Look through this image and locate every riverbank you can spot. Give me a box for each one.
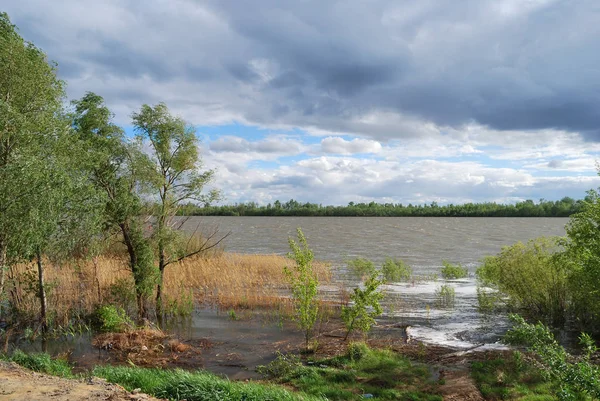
[0,360,162,401]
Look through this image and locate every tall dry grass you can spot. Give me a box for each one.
[5,252,332,327]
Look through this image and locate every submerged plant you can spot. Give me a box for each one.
[440,260,468,279]
[381,258,412,282]
[435,284,455,308]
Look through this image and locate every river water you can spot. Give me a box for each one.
[183,216,569,348]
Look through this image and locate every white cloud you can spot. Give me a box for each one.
[321,137,382,154]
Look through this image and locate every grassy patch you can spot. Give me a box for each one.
[258,342,442,400]
[4,350,73,378]
[471,353,559,400]
[94,365,324,401]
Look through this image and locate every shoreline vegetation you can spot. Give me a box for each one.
[178,197,583,217]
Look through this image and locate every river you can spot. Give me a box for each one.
[183,216,569,348]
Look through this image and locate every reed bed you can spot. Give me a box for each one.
[5,252,332,327]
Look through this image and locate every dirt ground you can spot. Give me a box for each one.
[0,361,162,401]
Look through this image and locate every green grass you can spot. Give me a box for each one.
[471,353,559,400]
[94,365,324,401]
[3,350,73,378]
[258,343,442,401]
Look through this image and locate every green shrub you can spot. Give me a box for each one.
[476,237,568,325]
[341,271,384,340]
[94,305,133,333]
[503,314,600,400]
[8,350,73,377]
[285,228,319,349]
[381,258,412,282]
[440,260,468,279]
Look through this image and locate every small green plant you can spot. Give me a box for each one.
[341,271,384,340]
[228,309,238,320]
[257,352,305,379]
[94,305,133,333]
[440,260,468,279]
[381,258,412,282]
[435,284,455,308]
[284,228,319,349]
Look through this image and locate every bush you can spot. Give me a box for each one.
[503,314,600,400]
[476,237,568,325]
[564,189,600,330]
[381,258,412,282]
[346,258,376,276]
[93,305,133,333]
[440,260,468,279]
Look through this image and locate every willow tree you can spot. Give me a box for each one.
[0,13,65,307]
[132,103,220,316]
[72,93,157,319]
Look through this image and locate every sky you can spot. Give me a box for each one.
[6,0,600,205]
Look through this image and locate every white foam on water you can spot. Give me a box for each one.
[406,325,510,350]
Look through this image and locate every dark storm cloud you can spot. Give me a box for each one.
[5,0,600,138]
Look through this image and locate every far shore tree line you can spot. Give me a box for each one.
[0,13,221,328]
[178,197,583,217]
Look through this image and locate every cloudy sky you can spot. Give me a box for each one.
[6,0,600,205]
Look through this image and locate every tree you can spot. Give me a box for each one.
[284,228,319,349]
[341,268,384,341]
[132,103,220,317]
[72,92,157,319]
[564,188,600,330]
[0,12,65,312]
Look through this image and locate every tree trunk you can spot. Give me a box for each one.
[36,250,48,335]
[0,237,7,315]
[155,250,165,318]
[120,222,146,320]
[155,214,166,318]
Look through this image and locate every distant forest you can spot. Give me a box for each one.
[178,197,585,217]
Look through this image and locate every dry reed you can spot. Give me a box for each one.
[6,252,332,326]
